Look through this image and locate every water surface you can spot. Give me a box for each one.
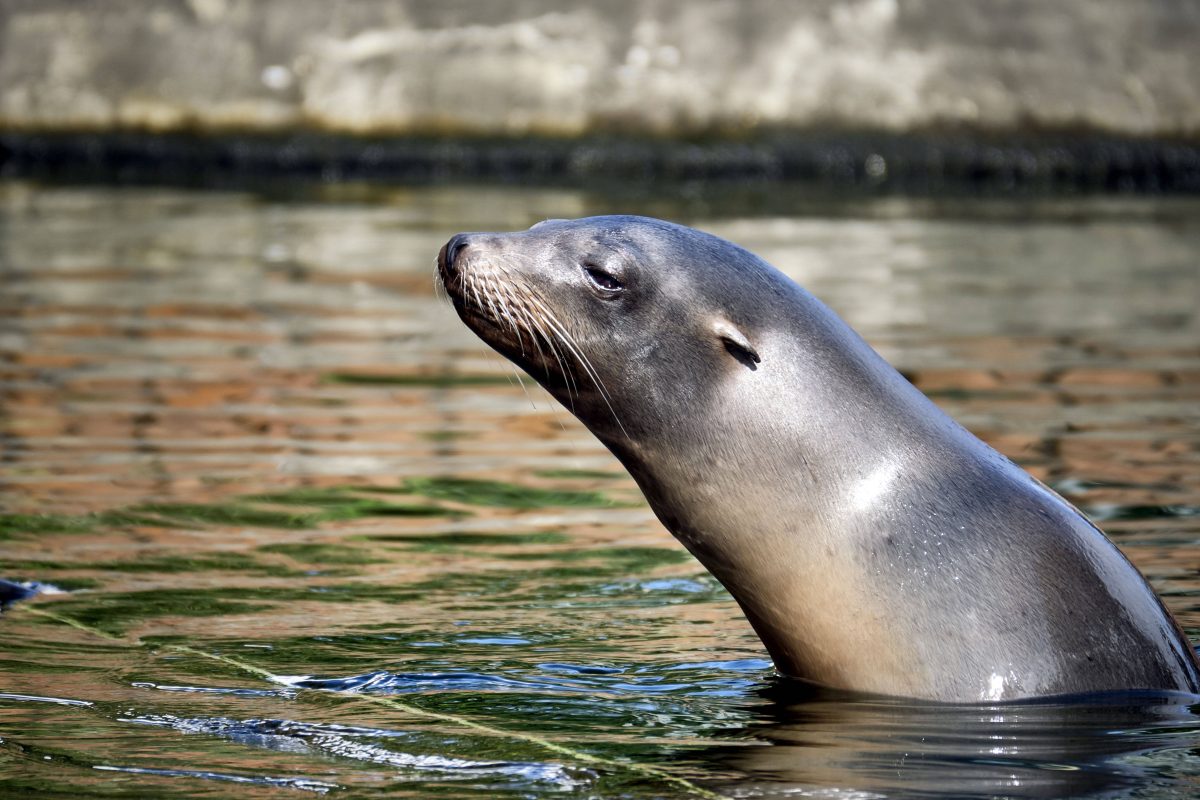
[1,182,1199,798]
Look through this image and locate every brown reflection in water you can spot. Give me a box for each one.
[0,185,616,517]
[1,184,1200,800]
[1,183,1198,632]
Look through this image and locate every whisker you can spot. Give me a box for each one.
[496,278,535,359]
[450,252,623,440]
[528,297,629,439]
[491,259,580,404]
[467,270,487,318]
[488,260,537,360]
[522,301,579,410]
[478,276,505,332]
[433,259,450,303]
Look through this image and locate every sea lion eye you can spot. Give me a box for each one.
[583,263,624,294]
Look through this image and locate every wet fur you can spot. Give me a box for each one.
[437,215,1200,702]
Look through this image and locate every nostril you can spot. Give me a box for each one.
[442,234,469,274]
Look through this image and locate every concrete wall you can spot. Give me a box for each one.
[1,0,1198,139]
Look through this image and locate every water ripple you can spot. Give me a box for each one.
[0,692,93,707]
[284,659,771,698]
[93,764,337,793]
[132,681,298,699]
[285,669,590,694]
[121,714,590,789]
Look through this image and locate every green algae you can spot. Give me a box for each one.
[0,488,465,542]
[368,530,571,548]
[0,514,101,536]
[1,478,623,543]
[0,558,78,572]
[257,542,387,565]
[498,547,691,571]
[534,469,624,480]
[42,582,433,635]
[0,510,190,538]
[128,503,327,529]
[245,487,457,520]
[398,477,619,510]
[100,554,302,577]
[0,554,296,579]
[422,429,472,442]
[242,487,372,507]
[0,512,168,537]
[45,590,274,636]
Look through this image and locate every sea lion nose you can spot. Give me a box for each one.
[440,233,469,277]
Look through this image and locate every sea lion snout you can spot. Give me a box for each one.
[437,233,470,280]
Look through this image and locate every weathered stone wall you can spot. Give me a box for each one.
[1,0,1198,138]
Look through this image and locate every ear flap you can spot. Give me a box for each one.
[713,320,761,370]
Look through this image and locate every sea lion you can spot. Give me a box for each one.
[435,215,1200,702]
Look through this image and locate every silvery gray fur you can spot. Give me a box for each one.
[436,215,1200,702]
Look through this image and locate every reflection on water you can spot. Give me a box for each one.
[0,181,1199,798]
[718,684,1200,799]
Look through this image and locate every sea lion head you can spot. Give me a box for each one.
[436,215,779,454]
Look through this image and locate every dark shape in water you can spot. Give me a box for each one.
[0,578,38,607]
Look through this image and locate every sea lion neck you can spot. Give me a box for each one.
[439,215,1200,702]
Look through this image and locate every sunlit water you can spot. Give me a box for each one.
[1,181,1199,799]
